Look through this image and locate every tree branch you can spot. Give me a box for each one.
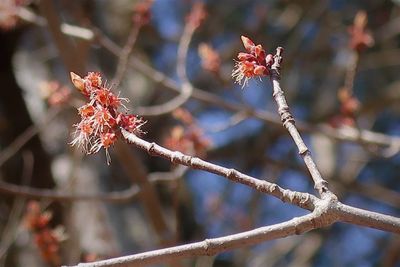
[121,129,317,211]
[112,25,141,87]
[0,180,139,203]
[133,13,196,116]
[65,212,321,267]
[269,47,335,199]
[334,202,400,234]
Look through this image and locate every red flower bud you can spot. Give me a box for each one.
[253,65,266,75]
[241,36,255,51]
[70,72,85,93]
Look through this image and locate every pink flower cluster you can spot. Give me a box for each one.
[70,72,145,163]
[232,36,274,87]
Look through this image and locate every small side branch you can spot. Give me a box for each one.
[121,129,317,211]
[112,25,141,86]
[134,10,197,116]
[269,47,334,199]
[0,180,139,203]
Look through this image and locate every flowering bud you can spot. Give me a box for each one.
[237,52,256,61]
[241,36,255,51]
[265,54,274,66]
[253,65,266,75]
[70,72,85,93]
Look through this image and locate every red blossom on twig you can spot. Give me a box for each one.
[348,10,374,53]
[198,43,221,73]
[70,72,146,164]
[132,0,153,26]
[39,81,71,106]
[186,2,207,29]
[232,36,273,87]
[164,108,210,157]
[329,87,360,128]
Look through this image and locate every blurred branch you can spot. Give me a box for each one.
[0,180,140,203]
[18,7,94,40]
[0,107,61,167]
[0,168,186,203]
[38,0,85,74]
[114,142,175,247]
[263,154,400,209]
[133,8,198,116]
[112,25,141,86]
[0,151,33,263]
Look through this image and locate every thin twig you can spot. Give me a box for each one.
[134,18,196,116]
[0,169,187,203]
[121,129,317,211]
[0,180,140,203]
[0,151,33,262]
[113,141,175,247]
[0,107,61,167]
[38,0,85,74]
[269,47,335,199]
[112,25,141,86]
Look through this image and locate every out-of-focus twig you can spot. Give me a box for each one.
[112,26,141,86]
[0,151,33,263]
[0,107,61,167]
[0,168,187,203]
[38,0,85,74]
[114,142,175,246]
[134,4,205,116]
[0,180,140,203]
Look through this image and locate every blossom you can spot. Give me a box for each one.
[39,80,71,106]
[186,2,207,29]
[70,72,146,164]
[24,201,66,266]
[132,0,153,25]
[348,11,374,53]
[232,36,273,87]
[164,108,210,157]
[198,43,221,73]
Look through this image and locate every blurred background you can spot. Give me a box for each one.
[0,0,400,266]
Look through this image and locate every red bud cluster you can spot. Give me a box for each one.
[186,2,207,29]
[232,36,273,87]
[348,11,374,53]
[39,81,71,106]
[70,72,146,164]
[132,0,153,26]
[330,87,360,128]
[198,43,221,73]
[164,108,210,157]
[24,201,66,267]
